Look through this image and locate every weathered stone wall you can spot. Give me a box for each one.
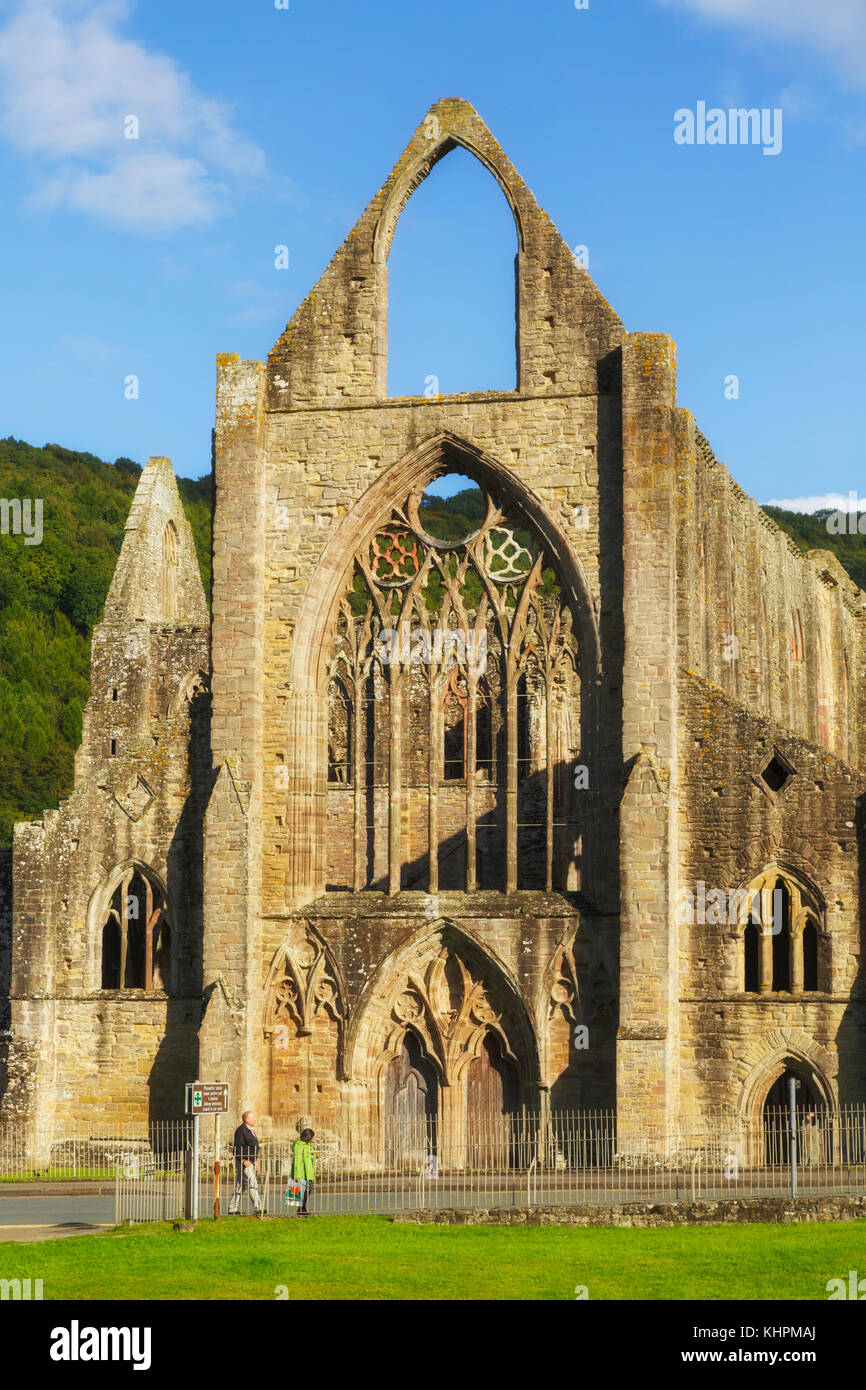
[0,847,11,1106]
[52,997,200,1127]
[4,459,210,1133]
[395,1195,866,1226]
[677,671,866,1115]
[676,415,866,765]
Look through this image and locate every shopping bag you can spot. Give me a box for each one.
[285,1181,301,1211]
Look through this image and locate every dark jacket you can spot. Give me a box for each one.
[232,1123,259,1163]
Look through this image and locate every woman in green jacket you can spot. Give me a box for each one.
[292,1128,317,1216]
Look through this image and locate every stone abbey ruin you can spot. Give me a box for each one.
[1,99,864,1150]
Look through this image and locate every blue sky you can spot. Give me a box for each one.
[0,0,864,509]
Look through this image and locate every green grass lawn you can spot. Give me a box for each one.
[1,1170,116,1183]
[2,1216,864,1300]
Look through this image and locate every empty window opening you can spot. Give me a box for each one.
[100,869,171,991]
[387,146,518,398]
[761,751,793,794]
[744,922,760,993]
[771,883,791,991]
[326,470,581,894]
[803,921,819,991]
[443,677,466,782]
[418,473,485,542]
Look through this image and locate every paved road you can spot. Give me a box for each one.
[0,1195,116,1228]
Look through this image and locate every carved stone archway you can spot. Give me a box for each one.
[345,920,539,1156]
[736,1029,838,1165]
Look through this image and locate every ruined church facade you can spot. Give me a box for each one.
[2,100,865,1146]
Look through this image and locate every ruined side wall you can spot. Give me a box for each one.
[676,415,865,766]
[6,459,209,1132]
[677,671,866,1115]
[0,848,11,1109]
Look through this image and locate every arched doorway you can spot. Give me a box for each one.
[466,1033,519,1167]
[762,1068,825,1166]
[383,1032,438,1165]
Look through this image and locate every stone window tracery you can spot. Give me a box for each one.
[325,475,582,894]
[738,867,823,995]
[100,868,171,991]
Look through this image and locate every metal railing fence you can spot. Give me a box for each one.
[3,1106,866,1223]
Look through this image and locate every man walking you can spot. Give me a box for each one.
[229,1110,262,1214]
[292,1127,317,1216]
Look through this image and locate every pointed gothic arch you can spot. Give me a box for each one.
[732,863,826,995]
[286,433,600,902]
[738,1040,838,1125]
[343,919,540,1096]
[371,133,526,268]
[297,432,601,689]
[263,923,347,1124]
[86,860,173,994]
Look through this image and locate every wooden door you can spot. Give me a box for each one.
[466,1034,518,1167]
[383,1034,437,1166]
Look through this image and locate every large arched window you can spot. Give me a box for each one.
[100,868,171,992]
[386,145,518,397]
[325,469,582,895]
[738,866,824,995]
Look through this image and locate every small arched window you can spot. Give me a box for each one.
[100,868,171,992]
[744,922,760,994]
[327,676,353,784]
[162,521,179,620]
[802,921,819,991]
[771,881,791,991]
[739,867,823,997]
[442,673,467,782]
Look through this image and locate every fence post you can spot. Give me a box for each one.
[788,1076,798,1199]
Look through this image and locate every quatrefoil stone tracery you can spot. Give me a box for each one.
[369,528,421,586]
[482,527,535,582]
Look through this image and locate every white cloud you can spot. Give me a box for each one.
[59,332,118,363]
[0,0,266,231]
[764,494,865,512]
[659,0,866,88]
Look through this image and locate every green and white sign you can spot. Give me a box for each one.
[186,1082,229,1114]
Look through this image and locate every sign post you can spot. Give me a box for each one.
[185,1082,229,1222]
[214,1113,221,1221]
